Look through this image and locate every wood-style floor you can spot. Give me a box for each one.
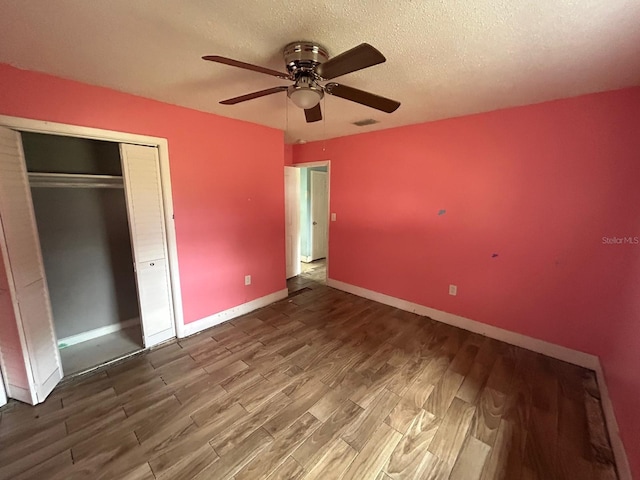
[0,280,618,480]
[289,259,327,293]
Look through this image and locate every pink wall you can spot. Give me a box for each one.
[294,88,640,478]
[284,144,293,166]
[0,63,286,325]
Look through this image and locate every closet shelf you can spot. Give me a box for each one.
[28,172,124,189]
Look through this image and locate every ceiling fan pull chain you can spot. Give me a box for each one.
[323,95,327,152]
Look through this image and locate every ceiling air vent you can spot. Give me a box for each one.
[352,118,379,127]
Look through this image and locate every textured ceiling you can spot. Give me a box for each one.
[1,1,639,143]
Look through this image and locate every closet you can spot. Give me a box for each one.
[0,125,176,404]
[25,132,143,376]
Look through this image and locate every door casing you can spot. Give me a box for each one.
[285,160,331,281]
[284,166,301,279]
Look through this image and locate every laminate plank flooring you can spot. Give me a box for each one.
[288,259,326,294]
[0,279,618,480]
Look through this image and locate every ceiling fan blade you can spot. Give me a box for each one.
[316,43,386,80]
[304,104,322,123]
[325,83,400,113]
[203,55,290,80]
[220,86,288,105]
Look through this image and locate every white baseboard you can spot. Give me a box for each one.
[301,256,313,263]
[327,279,597,368]
[327,278,630,479]
[181,288,289,338]
[594,362,632,480]
[57,318,140,349]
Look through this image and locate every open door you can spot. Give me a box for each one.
[310,170,328,261]
[0,126,63,404]
[120,144,176,348]
[284,166,301,278]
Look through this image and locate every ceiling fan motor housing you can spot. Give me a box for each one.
[283,42,329,78]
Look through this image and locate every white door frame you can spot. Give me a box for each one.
[284,166,301,279]
[290,160,330,280]
[0,115,185,338]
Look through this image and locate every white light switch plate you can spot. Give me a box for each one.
[331,213,336,221]
[449,284,457,296]
[245,275,251,286]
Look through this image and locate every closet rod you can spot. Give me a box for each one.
[28,172,124,189]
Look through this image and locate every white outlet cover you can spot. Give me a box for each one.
[245,275,251,286]
[449,284,457,296]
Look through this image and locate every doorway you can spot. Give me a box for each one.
[284,162,330,294]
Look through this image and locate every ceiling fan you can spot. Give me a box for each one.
[203,42,401,123]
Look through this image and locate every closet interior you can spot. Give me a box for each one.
[23,132,143,376]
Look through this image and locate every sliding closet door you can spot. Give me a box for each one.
[0,126,62,403]
[120,144,175,348]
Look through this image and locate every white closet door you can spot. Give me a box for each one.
[0,369,7,407]
[0,278,33,404]
[120,143,175,347]
[0,126,62,404]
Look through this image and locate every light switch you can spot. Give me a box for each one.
[331,213,337,221]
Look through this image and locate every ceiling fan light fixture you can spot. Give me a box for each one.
[288,87,322,109]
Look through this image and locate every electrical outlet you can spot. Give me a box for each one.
[245,275,251,286]
[449,284,457,296]
[331,213,337,221]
